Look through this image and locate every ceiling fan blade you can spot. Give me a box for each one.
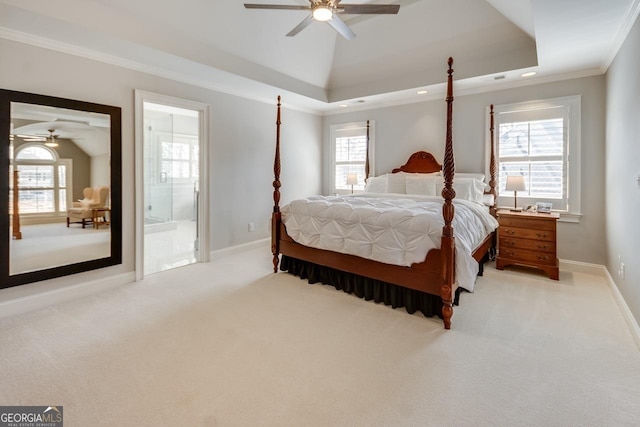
[286,15,314,37]
[327,14,356,40]
[339,4,400,14]
[244,4,310,11]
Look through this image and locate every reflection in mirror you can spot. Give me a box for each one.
[1,89,122,288]
[9,103,111,275]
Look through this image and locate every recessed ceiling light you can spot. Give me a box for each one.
[521,71,537,77]
[339,104,348,108]
[417,90,428,94]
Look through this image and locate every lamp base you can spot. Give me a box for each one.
[510,208,523,212]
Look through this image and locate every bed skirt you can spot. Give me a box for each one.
[280,255,462,318]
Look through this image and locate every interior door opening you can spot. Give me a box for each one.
[136,95,209,278]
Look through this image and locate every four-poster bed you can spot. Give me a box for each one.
[270,58,498,329]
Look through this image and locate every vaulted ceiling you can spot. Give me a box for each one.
[0,0,638,113]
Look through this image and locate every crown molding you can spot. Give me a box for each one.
[0,26,324,115]
[603,0,640,71]
[321,67,603,116]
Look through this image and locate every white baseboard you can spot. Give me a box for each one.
[603,268,640,351]
[0,272,135,320]
[560,259,639,350]
[210,238,270,260]
[559,259,607,275]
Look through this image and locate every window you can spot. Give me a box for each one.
[329,121,375,194]
[10,144,71,216]
[490,96,581,220]
[158,134,199,182]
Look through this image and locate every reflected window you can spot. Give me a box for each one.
[160,135,199,181]
[11,144,71,215]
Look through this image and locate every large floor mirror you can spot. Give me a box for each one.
[0,90,122,287]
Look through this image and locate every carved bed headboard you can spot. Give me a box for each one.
[391,151,442,174]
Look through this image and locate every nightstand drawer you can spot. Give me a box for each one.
[496,209,560,280]
[499,226,555,242]
[499,237,555,253]
[499,217,556,231]
[498,247,557,266]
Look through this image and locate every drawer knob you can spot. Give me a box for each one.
[536,233,547,238]
[537,255,549,261]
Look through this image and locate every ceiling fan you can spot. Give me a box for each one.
[44,129,60,148]
[244,0,400,40]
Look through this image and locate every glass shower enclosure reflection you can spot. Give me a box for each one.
[143,102,199,275]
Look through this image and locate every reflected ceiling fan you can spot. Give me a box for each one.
[25,128,61,147]
[244,0,400,40]
[44,129,60,148]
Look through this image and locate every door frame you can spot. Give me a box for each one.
[134,90,210,280]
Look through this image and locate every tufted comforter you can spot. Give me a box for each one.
[281,193,498,291]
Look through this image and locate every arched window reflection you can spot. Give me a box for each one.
[11,143,71,215]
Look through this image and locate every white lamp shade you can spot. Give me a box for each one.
[505,175,526,192]
[346,173,358,186]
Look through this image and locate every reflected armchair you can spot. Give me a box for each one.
[67,186,109,229]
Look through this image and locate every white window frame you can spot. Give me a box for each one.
[154,131,199,185]
[12,143,73,219]
[487,96,581,222]
[329,121,375,195]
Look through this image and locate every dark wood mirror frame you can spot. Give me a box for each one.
[0,89,122,288]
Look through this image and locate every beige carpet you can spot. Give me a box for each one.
[1,248,639,426]
[9,222,110,274]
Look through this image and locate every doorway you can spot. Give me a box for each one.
[135,92,209,279]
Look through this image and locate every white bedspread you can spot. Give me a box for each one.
[281,193,499,291]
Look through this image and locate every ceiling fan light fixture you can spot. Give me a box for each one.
[313,6,332,21]
[44,129,59,147]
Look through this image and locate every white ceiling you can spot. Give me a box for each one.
[0,0,639,113]
[11,103,111,157]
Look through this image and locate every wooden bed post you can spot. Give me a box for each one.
[488,104,497,217]
[365,120,370,181]
[12,169,22,240]
[272,96,282,272]
[441,57,456,329]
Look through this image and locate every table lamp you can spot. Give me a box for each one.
[505,175,526,211]
[346,173,358,194]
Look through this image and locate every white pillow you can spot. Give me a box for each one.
[364,175,387,193]
[386,173,407,194]
[456,172,485,181]
[405,175,438,196]
[436,177,485,204]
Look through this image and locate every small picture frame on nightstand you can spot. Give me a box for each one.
[535,202,552,213]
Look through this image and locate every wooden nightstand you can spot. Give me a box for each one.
[496,209,559,280]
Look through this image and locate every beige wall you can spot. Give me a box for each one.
[323,75,607,264]
[606,15,640,325]
[0,38,321,300]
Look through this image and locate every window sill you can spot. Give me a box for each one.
[558,212,582,223]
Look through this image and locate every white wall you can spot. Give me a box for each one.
[606,15,640,324]
[0,38,321,299]
[323,75,607,264]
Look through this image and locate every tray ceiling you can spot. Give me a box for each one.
[0,0,637,112]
